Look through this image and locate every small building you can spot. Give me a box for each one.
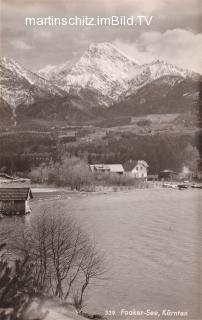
[123,160,149,179]
[147,174,158,181]
[0,173,15,183]
[90,164,108,173]
[59,134,76,143]
[0,173,30,185]
[158,170,178,181]
[20,153,52,166]
[90,164,124,175]
[0,187,33,215]
[106,164,124,174]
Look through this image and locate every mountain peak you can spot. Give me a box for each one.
[0,56,65,112]
[49,42,141,103]
[147,59,196,79]
[88,42,113,51]
[36,42,199,107]
[0,56,15,64]
[0,56,23,72]
[151,59,165,65]
[0,56,36,86]
[88,42,122,54]
[84,42,139,65]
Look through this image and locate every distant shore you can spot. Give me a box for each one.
[31,182,164,194]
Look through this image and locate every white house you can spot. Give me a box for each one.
[123,160,149,178]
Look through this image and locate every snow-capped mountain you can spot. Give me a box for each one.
[39,42,141,105]
[0,57,65,114]
[144,59,194,79]
[0,42,200,126]
[124,59,197,97]
[39,42,198,105]
[39,60,74,82]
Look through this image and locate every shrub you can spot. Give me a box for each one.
[0,243,40,320]
[29,157,94,190]
[136,119,152,126]
[13,212,105,308]
[94,172,146,187]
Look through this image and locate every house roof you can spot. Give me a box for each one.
[159,170,177,173]
[123,160,138,172]
[0,187,33,201]
[123,160,149,172]
[89,164,109,172]
[105,164,124,173]
[90,164,124,173]
[0,173,15,180]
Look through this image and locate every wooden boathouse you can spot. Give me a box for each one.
[0,187,33,215]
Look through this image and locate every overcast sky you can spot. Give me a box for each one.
[1,0,202,73]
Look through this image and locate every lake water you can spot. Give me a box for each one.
[1,188,201,319]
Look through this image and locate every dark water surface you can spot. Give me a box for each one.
[1,189,201,319]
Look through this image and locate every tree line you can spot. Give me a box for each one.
[0,131,200,176]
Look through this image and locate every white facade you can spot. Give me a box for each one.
[124,160,148,178]
[131,162,148,178]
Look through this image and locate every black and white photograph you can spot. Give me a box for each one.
[0,0,201,319]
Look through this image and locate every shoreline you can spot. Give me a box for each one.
[30,183,202,201]
[31,183,164,196]
[31,180,202,195]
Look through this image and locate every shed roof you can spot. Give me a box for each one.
[89,164,124,173]
[0,187,33,201]
[106,164,124,173]
[0,173,15,180]
[159,170,177,174]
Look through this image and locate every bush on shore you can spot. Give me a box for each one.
[29,157,94,191]
[29,156,148,190]
[94,172,147,188]
[0,242,43,320]
[10,212,106,311]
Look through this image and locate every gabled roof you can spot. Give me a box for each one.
[123,160,138,172]
[0,187,33,201]
[123,160,149,172]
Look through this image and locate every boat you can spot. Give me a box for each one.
[191,184,202,189]
[178,184,188,190]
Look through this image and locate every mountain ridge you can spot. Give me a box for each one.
[0,56,66,112]
[38,42,199,106]
[0,42,201,125]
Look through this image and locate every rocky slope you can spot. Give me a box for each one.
[108,76,200,116]
[0,97,13,125]
[0,57,65,114]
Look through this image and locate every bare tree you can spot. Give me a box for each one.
[47,213,87,298]
[12,211,106,308]
[73,244,106,311]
